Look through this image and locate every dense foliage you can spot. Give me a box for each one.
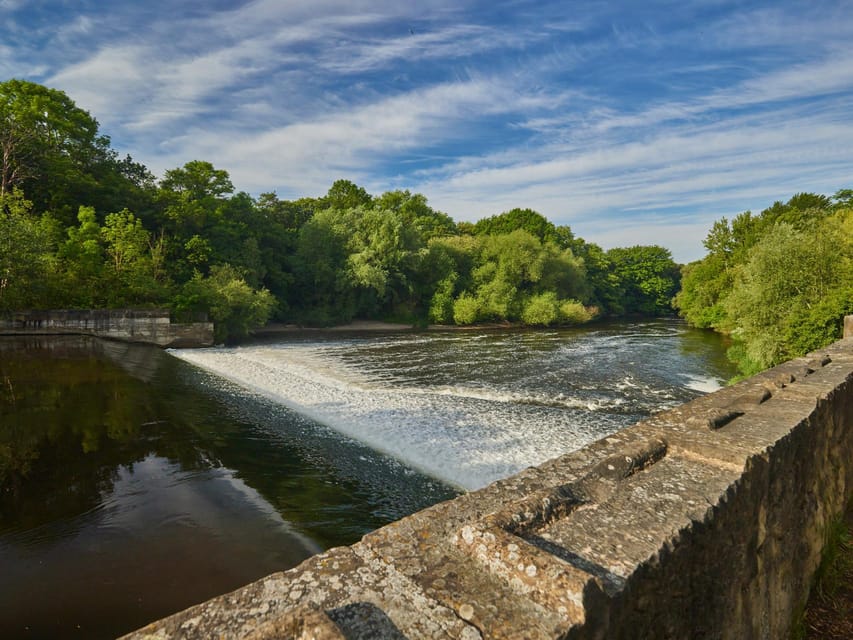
[0,80,682,339]
[675,192,853,376]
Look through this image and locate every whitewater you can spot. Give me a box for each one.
[169,323,731,491]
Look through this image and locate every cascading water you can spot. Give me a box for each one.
[170,320,735,491]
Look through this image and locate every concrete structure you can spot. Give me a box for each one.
[125,333,853,639]
[0,309,213,348]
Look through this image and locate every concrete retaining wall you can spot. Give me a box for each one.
[0,309,213,348]
[125,335,853,639]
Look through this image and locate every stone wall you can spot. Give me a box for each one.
[0,309,213,348]
[125,335,853,640]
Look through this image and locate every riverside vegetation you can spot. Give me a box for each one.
[1,79,850,373]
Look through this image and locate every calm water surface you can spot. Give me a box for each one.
[0,320,736,638]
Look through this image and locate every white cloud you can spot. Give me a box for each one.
[314,23,534,74]
[48,45,151,123]
[151,78,506,194]
[15,1,853,263]
[410,102,853,261]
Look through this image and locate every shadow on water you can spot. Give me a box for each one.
[0,335,457,639]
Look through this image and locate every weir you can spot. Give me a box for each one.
[0,309,213,348]
[126,331,853,639]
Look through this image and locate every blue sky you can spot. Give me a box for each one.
[2,0,852,262]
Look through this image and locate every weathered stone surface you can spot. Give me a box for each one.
[122,336,853,640]
[0,309,213,347]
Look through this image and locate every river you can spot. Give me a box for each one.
[0,320,736,638]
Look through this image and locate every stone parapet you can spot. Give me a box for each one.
[0,309,213,348]
[124,337,853,639]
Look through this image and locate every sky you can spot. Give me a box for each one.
[2,0,852,262]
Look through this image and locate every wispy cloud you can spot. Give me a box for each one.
[5,1,853,262]
[155,78,518,194]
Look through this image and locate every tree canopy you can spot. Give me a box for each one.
[4,79,847,354]
[675,191,852,375]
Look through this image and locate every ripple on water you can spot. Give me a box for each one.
[169,325,729,491]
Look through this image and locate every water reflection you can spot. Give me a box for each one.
[0,336,456,639]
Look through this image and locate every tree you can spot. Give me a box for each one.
[344,207,422,311]
[606,246,680,315]
[473,208,560,244]
[0,79,139,223]
[566,238,621,313]
[448,230,591,325]
[291,208,354,324]
[174,265,274,342]
[0,190,54,310]
[374,189,456,240]
[674,255,731,329]
[323,179,372,210]
[156,160,237,283]
[101,209,169,305]
[421,236,479,324]
[102,210,148,274]
[58,206,106,306]
[160,160,234,201]
[1,80,101,195]
[724,213,852,372]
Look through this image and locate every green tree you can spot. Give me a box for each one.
[102,210,148,274]
[374,190,456,240]
[566,238,621,313]
[450,230,590,324]
[675,254,731,329]
[323,179,372,210]
[160,160,234,202]
[156,160,237,283]
[0,79,145,223]
[421,236,479,324]
[724,212,852,373]
[101,209,169,305]
[473,208,560,245]
[521,291,561,326]
[174,265,274,342]
[0,190,55,310]
[292,208,354,324]
[606,245,680,315]
[58,206,106,306]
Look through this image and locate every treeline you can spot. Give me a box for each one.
[674,191,853,376]
[0,80,681,340]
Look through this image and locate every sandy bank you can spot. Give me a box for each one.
[252,320,523,336]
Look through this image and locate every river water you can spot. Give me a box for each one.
[0,320,736,638]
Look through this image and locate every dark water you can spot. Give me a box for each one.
[0,336,455,639]
[0,321,737,638]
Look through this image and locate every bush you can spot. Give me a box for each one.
[173,265,275,342]
[521,292,560,326]
[560,299,595,324]
[452,292,479,324]
[428,274,457,324]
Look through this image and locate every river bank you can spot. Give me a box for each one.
[251,318,606,335]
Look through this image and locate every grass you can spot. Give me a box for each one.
[793,500,853,639]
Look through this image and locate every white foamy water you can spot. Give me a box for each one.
[171,344,608,490]
[681,373,724,393]
[170,323,735,492]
